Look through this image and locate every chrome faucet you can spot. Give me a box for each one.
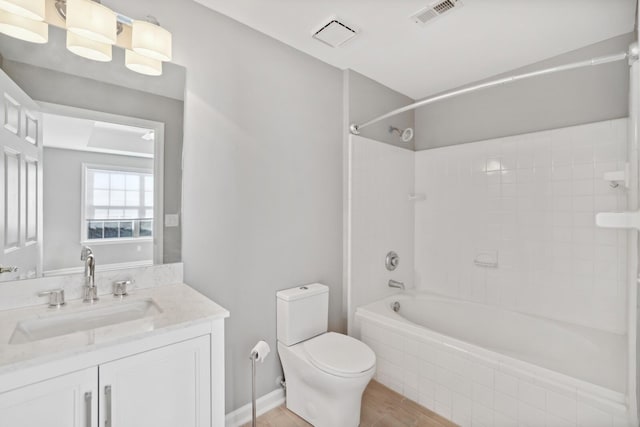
[81,246,98,303]
[388,279,405,290]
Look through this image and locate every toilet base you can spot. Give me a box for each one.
[278,341,374,427]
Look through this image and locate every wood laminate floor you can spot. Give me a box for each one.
[241,380,457,427]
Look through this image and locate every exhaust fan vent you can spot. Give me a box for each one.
[433,0,456,14]
[313,18,357,48]
[411,0,463,26]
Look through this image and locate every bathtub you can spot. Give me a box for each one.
[355,292,631,427]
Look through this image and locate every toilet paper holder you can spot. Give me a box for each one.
[249,341,271,427]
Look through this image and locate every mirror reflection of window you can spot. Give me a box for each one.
[84,168,154,242]
[41,111,159,274]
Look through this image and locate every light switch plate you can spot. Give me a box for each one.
[165,214,180,227]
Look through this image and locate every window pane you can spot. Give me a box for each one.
[140,220,153,237]
[125,190,139,206]
[124,209,138,219]
[93,209,108,219]
[126,174,139,190]
[88,221,103,239]
[85,168,153,241]
[93,190,109,206]
[108,209,124,219]
[93,172,109,189]
[110,174,125,190]
[104,222,119,238]
[119,221,133,238]
[110,190,125,205]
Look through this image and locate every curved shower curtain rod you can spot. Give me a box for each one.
[349,49,635,135]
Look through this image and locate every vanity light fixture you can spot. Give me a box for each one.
[66,30,111,62]
[0,0,173,76]
[131,19,171,62]
[66,0,116,45]
[125,49,162,76]
[0,9,47,43]
[0,0,45,20]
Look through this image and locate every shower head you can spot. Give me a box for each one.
[389,126,414,143]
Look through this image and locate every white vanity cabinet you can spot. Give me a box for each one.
[0,335,215,427]
[0,367,97,427]
[0,284,228,427]
[99,335,211,427]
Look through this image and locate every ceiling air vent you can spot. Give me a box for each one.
[312,18,358,48]
[411,0,463,26]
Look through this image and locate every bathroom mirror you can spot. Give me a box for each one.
[0,25,185,282]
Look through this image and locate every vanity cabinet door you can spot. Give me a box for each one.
[98,335,211,427]
[0,367,98,427]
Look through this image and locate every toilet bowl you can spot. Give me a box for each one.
[276,284,376,427]
[278,333,375,427]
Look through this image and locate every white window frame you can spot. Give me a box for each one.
[81,164,154,244]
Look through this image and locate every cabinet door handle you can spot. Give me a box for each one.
[84,392,92,427]
[105,385,112,427]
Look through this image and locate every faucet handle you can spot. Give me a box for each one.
[38,289,65,308]
[113,280,131,297]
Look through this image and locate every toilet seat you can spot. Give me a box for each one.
[302,332,376,378]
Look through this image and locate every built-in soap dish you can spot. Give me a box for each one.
[408,193,426,201]
[603,163,629,189]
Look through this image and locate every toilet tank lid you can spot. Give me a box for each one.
[276,283,328,301]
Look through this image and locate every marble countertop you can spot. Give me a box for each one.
[0,283,229,376]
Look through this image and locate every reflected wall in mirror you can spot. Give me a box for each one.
[0,24,184,282]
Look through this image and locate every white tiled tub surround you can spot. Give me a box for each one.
[346,135,415,335]
[356,306,630,427]
[414,119,629,334]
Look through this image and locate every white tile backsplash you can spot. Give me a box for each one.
[414,119,628,333]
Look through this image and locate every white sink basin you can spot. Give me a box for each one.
[9,298,162,344]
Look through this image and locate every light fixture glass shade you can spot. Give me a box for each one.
[131,20,172,62]
[0,0,45,21]
[66,0,116,45]
[66,31,112,62]
[0,10,47,43]
[125,49,162,76]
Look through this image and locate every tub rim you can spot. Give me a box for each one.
[355,295,628,412]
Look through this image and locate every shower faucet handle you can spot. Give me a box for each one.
[386,251,399,271]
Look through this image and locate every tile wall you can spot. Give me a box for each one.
[414,119,629,333]
[347,135,414,335]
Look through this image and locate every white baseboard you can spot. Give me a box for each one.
[225,388,285,427]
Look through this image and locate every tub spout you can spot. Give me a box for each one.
[388,279,405,290]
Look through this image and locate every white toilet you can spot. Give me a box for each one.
[276,283,375,427]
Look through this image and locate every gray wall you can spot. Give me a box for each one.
[43,147,153,272]
[345,70,415,149]
[1,60,183,262]
[104,0,344,413]
[181,9,344,414]
[415,33,634,150]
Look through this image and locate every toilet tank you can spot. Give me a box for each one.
[277,283,328,346]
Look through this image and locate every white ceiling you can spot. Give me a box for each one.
[43,114,155,158]
[193,0,636,99]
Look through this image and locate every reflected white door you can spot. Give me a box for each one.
[0,70,43,281]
